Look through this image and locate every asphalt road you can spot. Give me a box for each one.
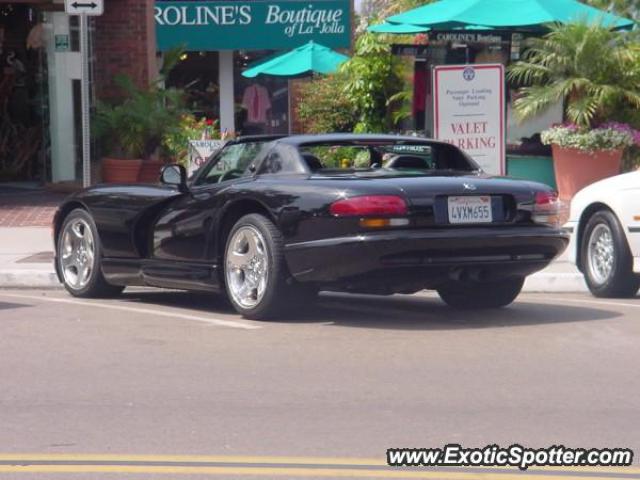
[0,288,638,479]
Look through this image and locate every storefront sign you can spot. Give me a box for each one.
[188,139,225,176]
[433,64,505,175]
[433,32,506,44]
[155,0,351,51]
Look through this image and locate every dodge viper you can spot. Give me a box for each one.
[53,134,568,319]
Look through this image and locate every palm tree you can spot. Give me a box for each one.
[507,22,640,128]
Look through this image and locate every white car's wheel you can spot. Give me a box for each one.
[581,210,639,298]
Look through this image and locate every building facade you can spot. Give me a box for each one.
[0,0,352,185]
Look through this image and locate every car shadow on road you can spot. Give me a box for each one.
[299,293,623,330]
[118,289,623,331]
[0,301,31,312]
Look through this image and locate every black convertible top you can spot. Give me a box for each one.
[236,133,453,148]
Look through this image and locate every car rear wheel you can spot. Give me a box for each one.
[437,277,524,309]
[57,209,124,298]
[224,213,311,320]
[581,210,639,298]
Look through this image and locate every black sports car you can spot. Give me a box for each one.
[54,134,568,319]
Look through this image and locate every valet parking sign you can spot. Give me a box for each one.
[433,64,505,175]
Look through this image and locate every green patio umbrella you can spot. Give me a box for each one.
[242,41,349,78]
[387,0,634,30]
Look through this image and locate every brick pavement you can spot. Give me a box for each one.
[0,187,67,227]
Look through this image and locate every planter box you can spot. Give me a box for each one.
[551,145,622,202]
[102,158,143,184]
[138,160,165,184]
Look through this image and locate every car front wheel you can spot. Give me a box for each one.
[581,210,639,298]
[437,277,524,309]
[57,208,124,298]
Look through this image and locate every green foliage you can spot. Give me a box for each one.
[306,146,370,168]
[507,22,640,128]
[94,48,187,160]
[541,124,638,151]
[584,0,640,22]
[296,74,356,133]
[161,116,219,166]
[339,33,403,132]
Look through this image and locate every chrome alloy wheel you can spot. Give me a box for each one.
[587,223,615,285]
[60,218,95,290]
[225,226,269,309]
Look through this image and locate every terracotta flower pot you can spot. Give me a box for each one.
[551,145,623,203]
[101,158,143,184]
[138,159,165,184]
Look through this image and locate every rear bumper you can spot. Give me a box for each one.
[284,226,569,287]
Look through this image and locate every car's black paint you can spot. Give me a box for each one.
[54,134,569,295]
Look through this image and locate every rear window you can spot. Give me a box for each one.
[299,142,476,172]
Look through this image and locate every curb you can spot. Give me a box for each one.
[0,270,61,289]
[523,272,588,293]
[0,269,589,293]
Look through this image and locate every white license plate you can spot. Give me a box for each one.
[448,196,492,224]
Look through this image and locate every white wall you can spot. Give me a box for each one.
[45,12,80,182]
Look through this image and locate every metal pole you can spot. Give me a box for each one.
[80,14,91,188]
[288,79,292,135]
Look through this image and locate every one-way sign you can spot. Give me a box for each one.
[64,0,103,16]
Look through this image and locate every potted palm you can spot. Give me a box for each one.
[95,75,185,183]
[95,49,186,184]
[508,22,640,201]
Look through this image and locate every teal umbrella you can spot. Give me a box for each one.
[242,41,349,78]
[387,0,634,30]
[367,22,491,34]
[368,22,430,34]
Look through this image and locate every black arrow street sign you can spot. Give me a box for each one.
[72,1,97,9]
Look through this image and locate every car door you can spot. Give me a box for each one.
[151,142,267,263]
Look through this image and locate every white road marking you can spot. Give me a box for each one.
[0,292,261,330]
[535,296,640,310]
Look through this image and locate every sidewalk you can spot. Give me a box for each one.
[0,227,59,287]
[0,226,587,292]
[0,185,67,227]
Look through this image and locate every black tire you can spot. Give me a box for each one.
[57,208,124,298]
[437,277,524,309]
[224,213,305,320]
[580,210,639,298]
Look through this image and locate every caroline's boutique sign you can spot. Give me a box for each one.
[155,0,351,51]
[432,64,505,175]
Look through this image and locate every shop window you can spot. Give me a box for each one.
[166,51,220,124]
[234,50,289,136]
[0,4,49,182]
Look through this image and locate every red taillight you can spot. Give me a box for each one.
[330,195,408,217]
[533,191,561,226]
[535,191,558,207]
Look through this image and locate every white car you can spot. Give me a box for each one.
[565,171,640,297]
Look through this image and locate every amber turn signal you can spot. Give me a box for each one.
[359,218,410,228]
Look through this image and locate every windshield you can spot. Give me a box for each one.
[195,142,267,185]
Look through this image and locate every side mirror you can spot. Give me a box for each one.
[160,164,188,192]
